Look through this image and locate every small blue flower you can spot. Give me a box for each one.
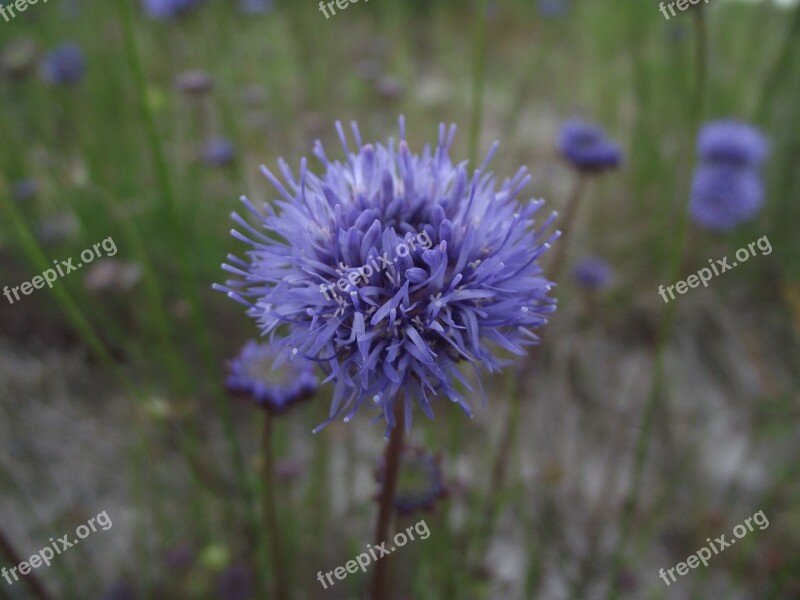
[537,0,570,19]
[238,0,273,14]
[142,0,203,20]
[697,120,768,169]
[572,257,612,289]
[41,43,85,86]
[558,119,622,173]
[217,118,559,432]
[226,340,318,414]
[12,179,38,201]
[203,138,236,167]
[377,446,447,515]
[689,164,764,231]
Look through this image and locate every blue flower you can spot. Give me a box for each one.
[689,164,764,231]
[537,0,570,19]
[216,118,558,432]
[41,43,85,86]
[226,340,318,414]
[12,179,38,202]
[572,257,612,289]
[142,0,203,20]
[558,119,622,173]
[203,138,236,167]
[238,0,273,14]
[377,446,447,515]
[697,120,768,169]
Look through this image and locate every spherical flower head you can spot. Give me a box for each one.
[558,119,622,173]
[697,120,769,169]
[376,446,447,515]
[238,0,273,14]
[537,0,570,19]
[572,256,612,289]
[41,43,85,86]
[12,178,38,202]
[174,69,214,95]
[226,340,318,414]
[689,164,764,231]
[142,0,203,20]
[203,138,236,167]
[217,118,559,432]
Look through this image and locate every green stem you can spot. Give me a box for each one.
[468,0,489,167]
[263,413,288,600]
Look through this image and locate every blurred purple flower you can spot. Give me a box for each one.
[102,582,136,600]
[697,119,769,169]
[142,0,203,20]
[537,0,570,19]
[165,542,196,570]
[226,340,318,414]
[238,0,273,14]
[377,446,447,515]
[689,164,764,231]
[174,69,214,95]
[572,257,612,289]
[41,43,85,86]
[202,137,236,167]
[558,119,622,173]
[216,564,254,600]
[216,118,559,432]
[12,179,38,201]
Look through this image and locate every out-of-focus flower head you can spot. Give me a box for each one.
[101,582,136,600]
[216,118,559,433]
[558,119,622,173]
[142,0,203,20]
[689,164,764,231]
[226,340,318,414]
[216,564,254,600]
[537,0,570,19]
[238,0,273,14]
[174,69,214,95]
[203,137,236,167]
[697,120,769,169]
[572,256,613,290]
[377,446,447,515]
[12,179,38,202]
[41,43,85,86]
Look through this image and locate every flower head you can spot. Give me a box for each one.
[203,137,236,167]
[217,118,558,432]
[537,0,570,19]
[41,43,85,86]
[238,0,273,14]
[689,164,764,231]
[376,446,447,515]
[12,178,38,202]
[142,0,203,20]
[697,120,769,169]
[226,340,317,414]
[558,119,622,173]
[572,256,612,289]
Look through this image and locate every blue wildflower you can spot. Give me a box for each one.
[697,120,768,169]
[689,164,764,231]
[226,340,318,414]
[216,564,254,600]
[216,118,558,432]
[12,179,38,202]
[142,0,203,20]
[41,43,85,86]
[558,119,622,173]
[377,446,447,515]
[572,257,612,289]
[203,138,236,167]
[238,0,273,14]
[537,0,570,19]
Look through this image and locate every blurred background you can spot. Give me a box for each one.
[1,0,799,598]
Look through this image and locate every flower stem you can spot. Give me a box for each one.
[468,0,490,167]
[546,173,588,283]
[263,412,288,600]
[368,402,406,600]
[0,530,54,600]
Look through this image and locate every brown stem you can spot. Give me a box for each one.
[263,413,288,600]
[0,529,55,600]
[368,401,406,600]
[546,173,589,283]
